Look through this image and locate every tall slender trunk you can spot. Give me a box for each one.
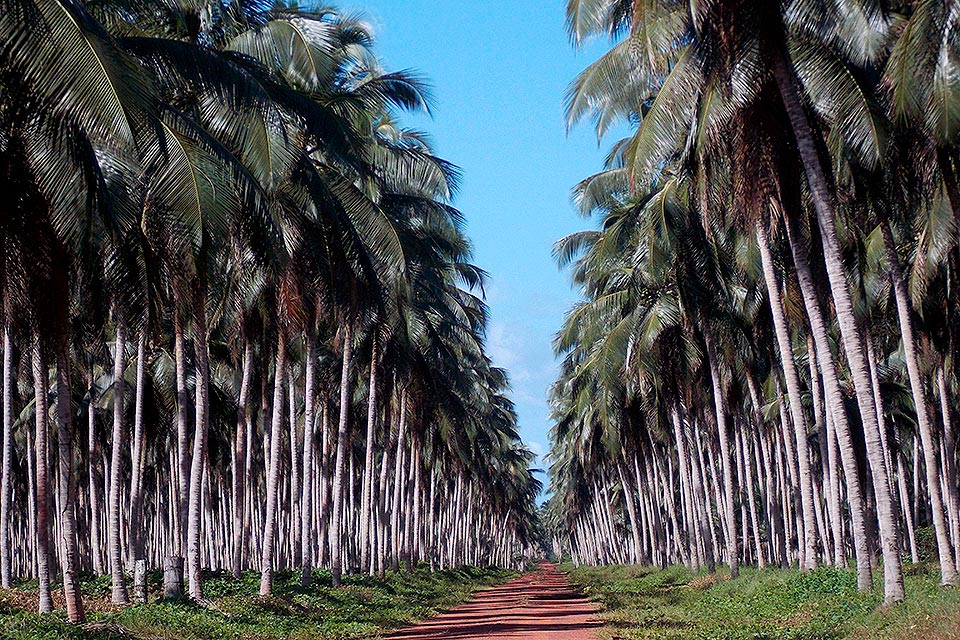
[671,404,698,570]
[108,317,130,604]
[87,366,104,575]
[704,333,739,577]
[0,328,12,588]
[935,366,960,571]
[128,329,147,566]
[392,391,408,572]
[56,339,85,622]
[319,394,332,567]
[411,439,423,567]
[896,450,920,564]
[32,338,53,613]
[174,308,190,559]
[809,336,841,564]
[187,285,210,600]
[232,337,253,578]
[359,335,379,573]
[825,404,846,566]
[756,224,818,569]
[783,213,872,588]
[617,456,642,564]
[741,426,766,568]
[300,330,317,585]
[259,329,288,596]
[377,446,390,575]
[330,324,353,587]
[774,55,903,602]
[879,218,957,585]
[287,363,301,566]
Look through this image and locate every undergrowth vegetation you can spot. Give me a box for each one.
[0,566,514,640]
[564,562,960,640]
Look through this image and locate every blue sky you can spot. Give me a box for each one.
[344,0,618,490]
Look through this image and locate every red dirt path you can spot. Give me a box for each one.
[383,562,601,640]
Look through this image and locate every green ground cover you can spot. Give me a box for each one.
[0,566,514,640]
[563,562,960,640]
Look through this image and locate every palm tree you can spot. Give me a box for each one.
[0,326,13,589]
[555,0,923,602]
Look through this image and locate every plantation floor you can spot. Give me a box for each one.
[0,566,516,639]
[385,562,601,639]
[563,562,960,640]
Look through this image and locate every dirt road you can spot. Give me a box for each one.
[383,563,600,640]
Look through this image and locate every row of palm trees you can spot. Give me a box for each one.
[0,0,541,624]
[545,0,960,604]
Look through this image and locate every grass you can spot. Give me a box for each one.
[0,565,516,640]
[563,561,960,640]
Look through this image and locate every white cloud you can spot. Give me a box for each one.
[487,321,522,370]
[528,440,547,458]
[487,321,552,411]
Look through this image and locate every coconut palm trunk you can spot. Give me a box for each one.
[774,55,903,601]
[359,335,379,573]
[824,404,846,566]
[232,337,253,578]
[330,323,353,587]
[187,286,211,600]
[128,329,147,566]
[617,457,642,564]
[740,426,766,568]
[287,364,301,565]
[783,212,872,587]
[809,336,844,565]
[0,327,12,588]
[174,308,190,559]
[300,330,317,585]
[55,339,85,622]
[670,403,698,570]
[704,332,739,577]
[32,338,53,613]
[86,366,104,575]
[260,328,288,596]
[392,391,408,572]
[756,224,818,569]
[879,218,957,585]
[935,366,960,571]
[319,394,332,567]
[108,317,130,604]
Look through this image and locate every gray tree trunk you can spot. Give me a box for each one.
[0,328,12,587]
[774,55,903,602]
[392,391,408,572]
[232,337,253,578]
[704,333,739,577]
[56,341,85,622]
[359,335,379,573]
[32,339,53,612]
[128,330,147,566]
[86,366,104,576]
[259,329,288,596]
[108,318,130,604]
[879,219,957,584]
[300,331,317,585]
[756,224,818,569]
[935,366,960,571]
[174,309,190,559]
[186,287,210,600]
[330,324,353,587]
